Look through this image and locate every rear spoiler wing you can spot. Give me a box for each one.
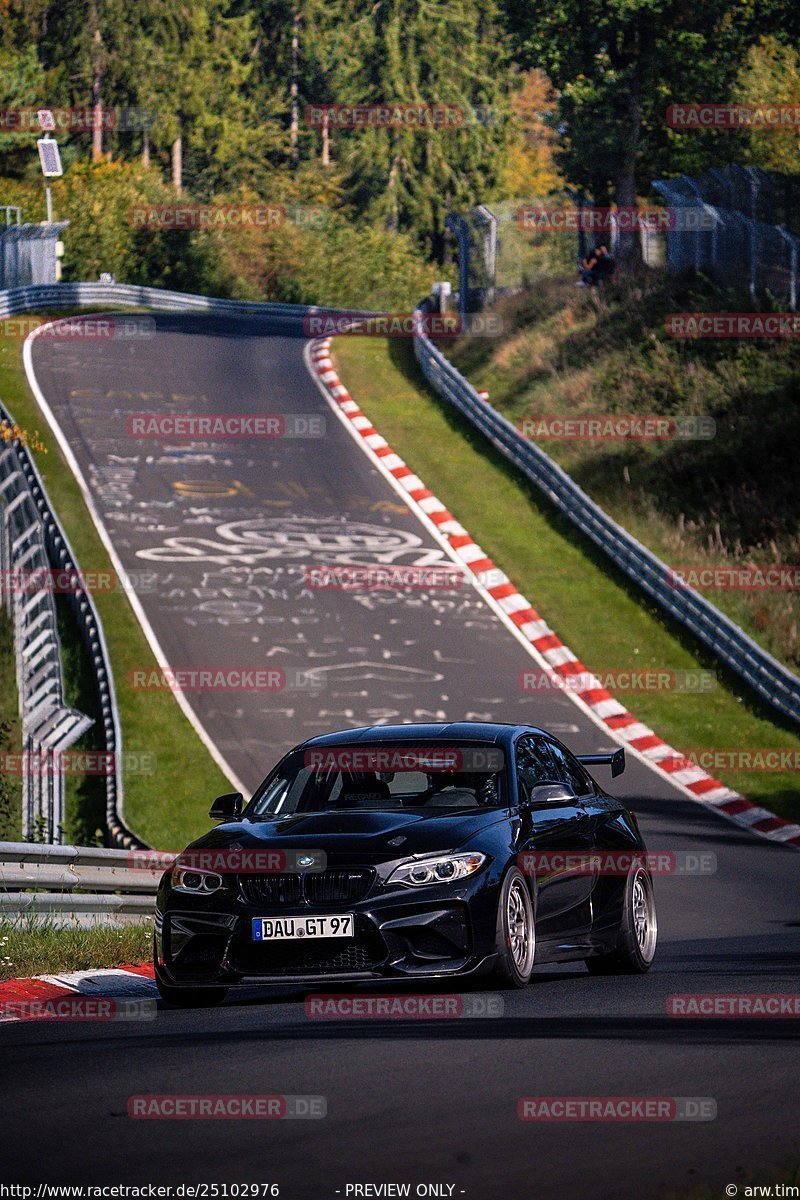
[577,748,625,778]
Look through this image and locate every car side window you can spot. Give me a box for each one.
[515,736,559,802]
[543,739,593,797]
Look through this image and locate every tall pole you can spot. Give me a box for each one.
[172,136,183,195]
[321,108,329,167]
[290,8,299,168]
[91,11,103,162]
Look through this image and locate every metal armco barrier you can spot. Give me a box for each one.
[0,840,160,926]
[0,392,144,848]
[0,455,92,841]
[412,301,800,728]
[0,280,378,322]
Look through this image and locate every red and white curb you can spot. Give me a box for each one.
[307,336,800,851]
[0,963,156,1023]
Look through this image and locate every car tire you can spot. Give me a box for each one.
[585,866,657,975]
[492,867,536,988]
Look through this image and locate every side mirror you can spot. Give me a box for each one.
[209,791,244,821]
[519,777,575,806]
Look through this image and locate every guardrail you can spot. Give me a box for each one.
[0,448,92,841]
[0,393,144,849]
[0,280,377,321]
[412,300,800,728]
[0,840,159,927]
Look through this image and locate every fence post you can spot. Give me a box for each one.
[445,214,470,317]
[776,226,798,311]
[748,219,758,302]
[475,206,499,308]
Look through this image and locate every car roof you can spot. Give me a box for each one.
[299,721,544,750]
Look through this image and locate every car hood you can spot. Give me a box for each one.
[184,807,509,864]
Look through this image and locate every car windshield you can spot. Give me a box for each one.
[248,743,506,816]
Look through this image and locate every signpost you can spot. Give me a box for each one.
[35,110,63,224]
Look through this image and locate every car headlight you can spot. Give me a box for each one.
[171,866,223,895]
[387,852,486,888]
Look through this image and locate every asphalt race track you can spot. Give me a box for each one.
[2,311,798,1198]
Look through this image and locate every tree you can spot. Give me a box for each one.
[736,35,800,174]
[0,45,45,173]
[10,0,283,195]
[38,0,137,160]
[326,0,512,260]
[502,0,773,265]
[505,68,563,197]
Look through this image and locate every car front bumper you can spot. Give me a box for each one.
[155,874,500,988]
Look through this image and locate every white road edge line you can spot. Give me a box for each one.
[22,321,248,813]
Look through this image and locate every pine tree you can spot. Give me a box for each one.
[324,0,512,259]
[0,45,45,170]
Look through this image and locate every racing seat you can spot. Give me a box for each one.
[336,777,393,809]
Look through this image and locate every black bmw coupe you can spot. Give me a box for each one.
[154,722,658,1005]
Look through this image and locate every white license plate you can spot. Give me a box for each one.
[251,914,354,942]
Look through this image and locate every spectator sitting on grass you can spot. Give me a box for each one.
[578,242,615,287]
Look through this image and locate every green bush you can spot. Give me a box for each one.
[1,165,439,311]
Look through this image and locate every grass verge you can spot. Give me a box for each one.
[0,608,22,841]
[0,314,230,848]
[449,271,800,672]
[333,335,800,823]
[0,920,151,981]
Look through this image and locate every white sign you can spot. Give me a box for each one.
[37,138,63,178]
